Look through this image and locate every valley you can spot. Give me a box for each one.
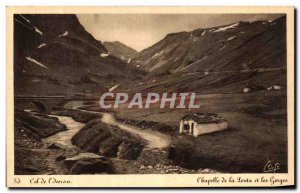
[13,14,288,174]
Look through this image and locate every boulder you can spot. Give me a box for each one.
[63,153,114,174]
[70,157,114,174]
[117,141,143,160]
[47,143,66,150]
[140,165,145,170]
[18,165,40,173]
[202,168,211,173]
[98,137,121,157]
[55,155,66,162]
[64,153,105,166]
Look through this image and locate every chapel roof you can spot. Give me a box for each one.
[181,113,226,123]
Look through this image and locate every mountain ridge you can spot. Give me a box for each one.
[14,14,143,96]
[125,16,286,94]
[103,41,138,62]
[130,16,286,74]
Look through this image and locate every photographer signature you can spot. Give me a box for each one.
[263,160,280,173]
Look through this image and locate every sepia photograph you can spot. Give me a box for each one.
[6,6,294,187]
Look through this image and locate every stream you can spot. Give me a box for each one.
[42,109,171,150]
[42,115,85,148]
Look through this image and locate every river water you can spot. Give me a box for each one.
[41,107,170,150]
[42,115,85,148]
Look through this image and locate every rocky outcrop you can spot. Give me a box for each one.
[71,119,145,160]
[116,141,144,160]
[64,153,114,174]
[15,110,66,138]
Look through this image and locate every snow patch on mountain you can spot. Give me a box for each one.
[227,36,237,41]
[152,50,164,59]
[14,16,43,36]
[58,31,69,37]
[26,57,49,69]
[101,53,109,57]
[109,84,119,92]
[34,26,43,35]
[201,30,206,36]
[38,43,47,49]
[219,45,226,51]
[20,15,30,23]
[213,23,239,32]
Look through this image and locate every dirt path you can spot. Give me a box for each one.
[71,107,172,149]
[101,113,171,149]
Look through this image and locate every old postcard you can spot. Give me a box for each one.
[6,6,294,187]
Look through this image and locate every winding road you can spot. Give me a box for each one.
[45,106,171,149]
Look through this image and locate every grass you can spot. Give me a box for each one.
[115,116,177,134]
[61,91,287,173]
[169,112,287,173]
[109,91,287,173]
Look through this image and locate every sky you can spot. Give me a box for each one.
[77,14,283,51]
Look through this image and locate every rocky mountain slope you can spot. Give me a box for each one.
[14,14,142,96]
[103,41,137,62]
[128,16,287,93]
[14,14,287,95]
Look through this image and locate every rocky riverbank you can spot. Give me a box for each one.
[14,110,115,175]
[15,108,221,175]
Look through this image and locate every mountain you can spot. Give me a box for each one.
[127,16,287,93]
[14,14,142,96]
[14,14,287,96]
[103,41,137,62]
